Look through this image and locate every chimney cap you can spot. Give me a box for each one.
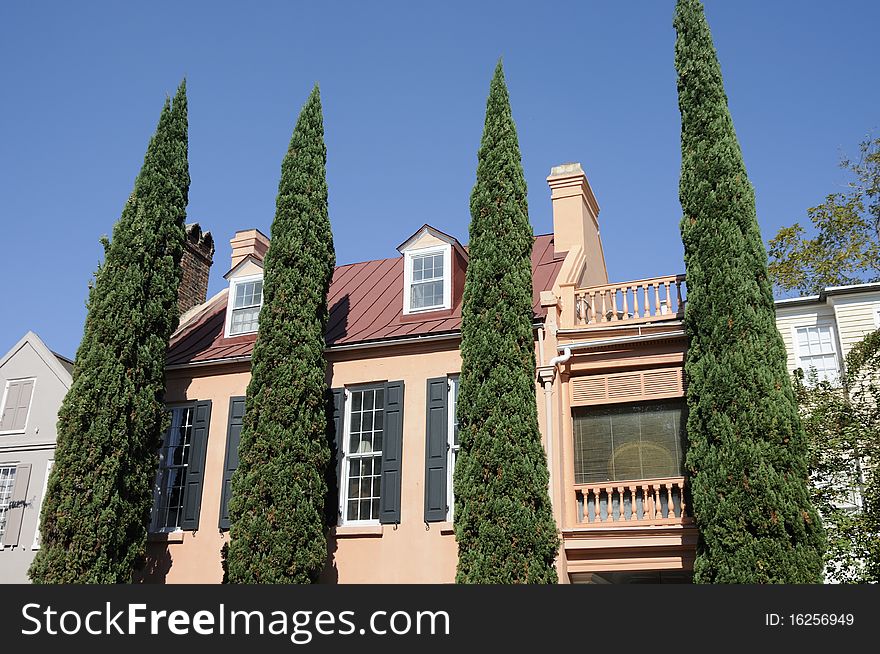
[549,162,585,177]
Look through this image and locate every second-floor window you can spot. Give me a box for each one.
[229,278,263,335]
[151,406,194,531]
[573,400,685,484]
[795,325,839,384]
[446,376,459,520]
[342,387,385,524]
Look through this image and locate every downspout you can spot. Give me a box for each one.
[538,347,571,509]
[549,346,572,369]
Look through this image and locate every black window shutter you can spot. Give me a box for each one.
[379,380,404,524]
[331,388,345,525]
[218,396,245,530]
[424,377,449,522]
[1,463,31,547]
[181,400,211,531]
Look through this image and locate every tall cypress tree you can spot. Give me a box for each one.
[226,86,335,583]
[675,0,825,583]
[29,82,190,583]
[454,61,559,584]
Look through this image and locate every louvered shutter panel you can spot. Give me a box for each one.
[181,400,211,531]
[378,380,404,524]
[11,380,34,431]
[424,378,448,522]
[0,381,22,432]
[218,396,245,530]
[1,463,31,547]
[331,388,345,525]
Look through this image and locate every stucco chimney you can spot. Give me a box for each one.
[229,228,270,270]
[547,163,607,286]
[178,223,214,316]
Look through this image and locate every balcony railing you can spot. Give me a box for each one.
[574,477,690,527]
[564,274,686,328]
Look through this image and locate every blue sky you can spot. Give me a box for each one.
[1,1,878,359]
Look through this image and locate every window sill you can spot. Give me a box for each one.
[332,525,384,538]
[148,530,186,544]
[438,521,455,535]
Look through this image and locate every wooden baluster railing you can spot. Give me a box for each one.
[675,278,684,315]
[573,479,688,526]
[654,485,662,519]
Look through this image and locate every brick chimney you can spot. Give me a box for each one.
[178,223,215,316]
[546,162,608,286]
[229,228,270,270]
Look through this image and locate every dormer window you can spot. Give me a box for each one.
[398,224,466,316]
[225,274,264,336]
[404,246,451,314]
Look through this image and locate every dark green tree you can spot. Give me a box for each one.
[675,0,825,583]
[226,86,335,583]
[29,82,190,583]
[454,61,559,584]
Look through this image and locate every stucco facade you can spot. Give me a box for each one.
[0,332,72,583]
[143,162,695,584]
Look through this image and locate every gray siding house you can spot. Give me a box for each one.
[0,331,72,583]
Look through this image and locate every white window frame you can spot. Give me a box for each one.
[149,404,195,534]
[339,385,385,526]
[31,459,53,550]
[0,377,37,436]
[224,273,264,338]
[446,375,459,521]
[403,244,451,315]
[792,324,841,385]
[874,306,880,329]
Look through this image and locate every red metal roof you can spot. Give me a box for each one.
[167,233,563,366]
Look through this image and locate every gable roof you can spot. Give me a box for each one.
[396,224,468,260]
[167,233,565,366]
[0,331,73,388]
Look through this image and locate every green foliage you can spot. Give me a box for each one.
[29,82,190,583]
[674,0,825,583]
[453,61,559,584]
[795,362,880,583]
[769,137,880,295]
[226,86,335,583]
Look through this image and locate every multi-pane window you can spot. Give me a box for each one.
[342,387,385,523]
[447,376,459,519]
[1,378,35,433]
[795,325,839,384]
[573,401,685,484]
[0,466,17,541]
[230,279,263,335]
[152,406,194,531]
[409,252,445,311]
